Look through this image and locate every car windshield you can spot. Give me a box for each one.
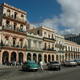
[50,61,59,64]
[23,61,36,65]
[66,61,74,62]
[27,61,36,64]
[74,60,80,61]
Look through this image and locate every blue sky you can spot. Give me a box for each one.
[0,0,61,23]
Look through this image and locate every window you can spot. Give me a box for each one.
[48,44,50,49]
[48,34,50,38]
[20,39,23,48]
[44,32,46,35]
[52,34,54,38]
[6,20,10,26]
[5,36,8,40]
[37,30,40,35]
[7,9,10,16]
[14,12,17,19]
[20,25,23,31]
[21,14,24,18]
[13,38,16,47]
[7,9,10,12]
[52,44,54,50]
[14,23,17,30]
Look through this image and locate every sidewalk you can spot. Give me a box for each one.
[0,64,21,70]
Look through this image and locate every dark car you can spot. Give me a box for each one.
[47,61,61,70]
[22,61,40,71]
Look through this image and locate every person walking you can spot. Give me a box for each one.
[40,61,44,70]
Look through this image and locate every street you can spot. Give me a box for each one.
[0,66,80,80]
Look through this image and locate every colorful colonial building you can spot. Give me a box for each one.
[0,3,80,65]
[0,3,27,64]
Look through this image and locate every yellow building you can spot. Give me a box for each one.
[65,40,80,61]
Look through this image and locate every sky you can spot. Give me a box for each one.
[0,0,80,34]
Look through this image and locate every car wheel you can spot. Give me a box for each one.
[58,67,61,70]
[33,69,38,72]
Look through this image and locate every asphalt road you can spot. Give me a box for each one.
[0,66,80,80]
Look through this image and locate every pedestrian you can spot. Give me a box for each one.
[40,61,44,70]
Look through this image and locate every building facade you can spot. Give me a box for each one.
[26,32,43,63]
[64,40,80,61]
[0,3,27,64]
[65,34,80,45]
[0,3,80,65]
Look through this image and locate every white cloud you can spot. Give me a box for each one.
[57,0,80,34]
[35,0,80,34]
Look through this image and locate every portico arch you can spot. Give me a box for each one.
[52,55,54,61]
[27,53,31,61]
[2,51,9,65]
[44,54,47,63]
[33,53,37,62]
[11,52,16,62]
[38,54,42,62]
[48,55,50,62]
[19,52,23,64]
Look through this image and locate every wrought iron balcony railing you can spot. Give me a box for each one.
[1,25,26,33]
[0,42,27,49]
[43,48,56,51]
[26,47,43,52]
[3,13,26,23]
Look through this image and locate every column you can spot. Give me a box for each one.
[23,52,27,62]
[0,51,2,64]
[36,41,38,50]
[16,52,19,63]
[31,40,33,49]
[36,53,38,63]
[9,53,11,63]
[46,54,48,63]
[42,54,44,62]
[31,53,33,61]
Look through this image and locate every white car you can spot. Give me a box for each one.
[64,60,77,67]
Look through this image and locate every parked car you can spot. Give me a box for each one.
[47,61,61,70]
[22,61,40,71]
[64,60,77,67]
[74,60,80,65]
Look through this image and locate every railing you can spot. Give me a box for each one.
[27,47,43,51]
[43,48,56,51]
[2,25,26,33]
[0,43,27,49]
[58,50,65,53]
[3,13,26,23]
[43,37,55,41]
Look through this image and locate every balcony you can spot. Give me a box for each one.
[43,48,56,52]
[0,42,27,51]
[1,25,26,35]
[58,50,65,53]
[26,47,43,52]
[3,13,26,25]
[43,37,56,42]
